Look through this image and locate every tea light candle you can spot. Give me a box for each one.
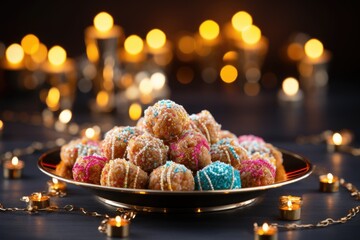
[319,173,339,192]
[106,216,130,238]
[3,156,25,179]
[327,132,343,152]
[279,195,302,220]
[254,222,278,240]
[47,178,67,194]
[28,192,50,209]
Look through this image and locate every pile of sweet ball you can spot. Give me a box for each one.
[56,99,286,191]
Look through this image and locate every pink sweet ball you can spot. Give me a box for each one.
[237,159,276,187]
[148,161,195,191]
[169,130,212,172]
[101,126,143,160]
[72,155,108,184]
[189,110,221,144]
[100,158,148,189]
[144,99,190,143]
[238,139,282,169]
[238,134,265,144]
[127,133,168,173]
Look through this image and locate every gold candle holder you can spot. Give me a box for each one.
[319,173,339,192]
[327,132,343,152]
[279,195,302,220]
[106,216,130,238]
[3,156,25,179]
[25,192,51,209]
[254,223,278,240]
[47,178,67,194]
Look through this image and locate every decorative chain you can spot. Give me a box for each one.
[0,201,136,221]
[340,178,360,201]
[275,206,360,230]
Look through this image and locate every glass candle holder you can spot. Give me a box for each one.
[106,216,130,238]
[279,195,302,220]
[254,222,278,240]
[84,13,124,113]
[22,192,51,209]
[319,173,339,192]
[47,178,67,194]
[3,156,25,179]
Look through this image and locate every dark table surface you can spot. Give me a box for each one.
[1,81,360,240]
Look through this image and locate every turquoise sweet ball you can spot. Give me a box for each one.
[195,161,241,190]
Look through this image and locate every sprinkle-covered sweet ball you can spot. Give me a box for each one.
[144,99,190,143]
[189,110,221,144]
[169,130,211,172]
[101,126,143,160]
[127,133,168,173]
[195,161,241,190]
[60,137,101,168]
[238,137,282,168]
[148,161,195,191]
[210,138,248,169]
[72,155,108,184]
[100,158,148,189]
[238,159,276,187]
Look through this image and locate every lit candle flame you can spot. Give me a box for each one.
[262,223,269,233]
[85,128,95,139]
[48,45,67,66]
[93,12,114,33]
[146,29,166,49]
[327,173,334,183]
[11,157,19,166]
[21,34,40,55]
[231,11,253,32]
[199,20,220,41]
[129,103,142,121]
[282,77,299,96]
[241,25,261,45]
[124,35,144,55]
[58,109,72,124]
[115,216,122,227]
[332,133,342,146]
[37,193,42,201]
[46,87,60,110]
[304,38,324,59]
[96,91,110,108]
[0,120,4,130]
[52,178,59,184]
[6,43,24,65]
[287,200,293,210]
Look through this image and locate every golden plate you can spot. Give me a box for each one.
[38,148,312,212]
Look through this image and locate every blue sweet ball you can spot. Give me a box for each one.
[195,161,241,190]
